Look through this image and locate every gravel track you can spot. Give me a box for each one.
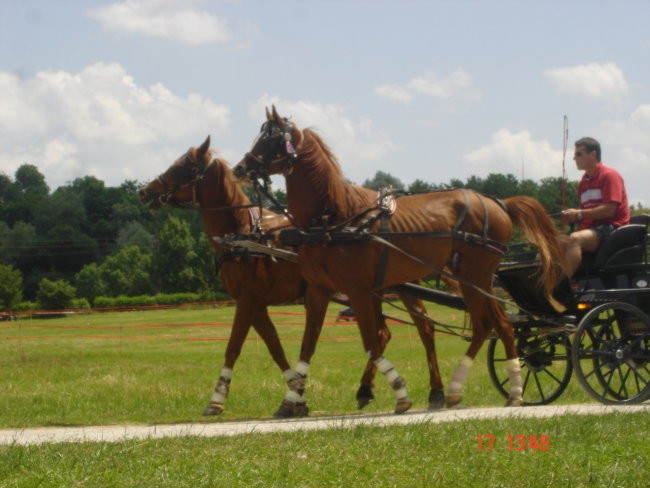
[2,403,648,446]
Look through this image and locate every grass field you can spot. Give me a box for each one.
[1,302,647,487]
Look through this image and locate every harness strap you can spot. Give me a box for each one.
[373,188,396,289]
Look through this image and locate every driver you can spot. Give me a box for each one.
[561,137,630,277]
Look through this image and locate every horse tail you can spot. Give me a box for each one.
[502,195,567,312]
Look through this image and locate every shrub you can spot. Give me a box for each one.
[0,264,23,310]
[36,278,76,310]
[70,298,91,309]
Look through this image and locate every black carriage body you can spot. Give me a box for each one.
[489,217,650,406]
[498,217,650,320]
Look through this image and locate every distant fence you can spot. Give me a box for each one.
[0,300,237,321]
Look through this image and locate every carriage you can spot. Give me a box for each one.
[388,214,650,406]
[486,214,650,405]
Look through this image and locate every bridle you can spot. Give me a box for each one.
[155,151,209,208]
[241,119,302,183]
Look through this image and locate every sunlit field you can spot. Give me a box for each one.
[2,302,647,487]
[1,301,592,428]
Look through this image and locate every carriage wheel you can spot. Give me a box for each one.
[572,302,650,404]
[487,326,573,405]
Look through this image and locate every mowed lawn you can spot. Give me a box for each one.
[1,302,648,487]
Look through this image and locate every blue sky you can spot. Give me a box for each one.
[1,0,649,207]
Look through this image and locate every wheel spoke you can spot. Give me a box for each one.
[572,302,650,404]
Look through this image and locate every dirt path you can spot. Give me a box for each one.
[2,403,648,446]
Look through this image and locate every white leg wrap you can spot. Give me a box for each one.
[375,357,407,399]
[285,390,304,403]
[282,369,296,382]
[505,358,523,396]
[210,367,233,404]
[449,355,473,395]
[375,357,399,383]
[284,362,309,403]
[295,361,310,376]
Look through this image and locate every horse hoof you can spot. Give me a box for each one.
[273,400,310,418]
[428,389,445,410]
[203,402,224,416]
[356,385,374,409]
[505,396,524,407]
[445,394,462,408]
[394,397,412,414]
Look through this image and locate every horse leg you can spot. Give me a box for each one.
[490,307,523,407]
[274,284,333,419]
[446,281,522,408]
[203,303,253,416]
[397,291,445,410]
[356,293,392,409]
[349,291,412,414]
[250,307,292,371]
[445,285,494,408]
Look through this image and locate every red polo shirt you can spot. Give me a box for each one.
[578,162,630,229]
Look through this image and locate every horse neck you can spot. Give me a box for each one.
[198,160,252,240]
[285,136,366,227]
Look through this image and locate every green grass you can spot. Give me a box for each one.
[1,414,648,487]
[1,302,592,427]
[1,303,644,487]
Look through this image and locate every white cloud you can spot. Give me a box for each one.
[598,104,650,207]
[248,94,397,169]
[544,62,628,100]
[375,68,476,104]
[464,129,564,181]
[374,85,413,103]
[88,0,232,45]
[0,63,230,188]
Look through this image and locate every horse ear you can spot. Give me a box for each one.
[198,136,210,159]
[271,105,281,123]
[265,106,271,120]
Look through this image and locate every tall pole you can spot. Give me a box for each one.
[561,115,568,232]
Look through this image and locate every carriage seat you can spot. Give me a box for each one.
[576,220,648,276]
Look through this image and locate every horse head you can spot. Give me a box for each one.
[233,105,303,183]
[139,136,213,209]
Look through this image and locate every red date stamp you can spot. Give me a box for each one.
[477,434,550,451]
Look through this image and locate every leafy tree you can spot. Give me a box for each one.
[74,263,106,305]
[408,179,434,193]
[100,246,153,297]
[363,171,405,191]
[153,215,200,293]
[14,164,49,195]
[538,177,577,215]
[481,173,520,198]
[518,179,540,200]
[0,264,23,310]
[116,221,155,252]
[194,233,222,296]
[2,164,49,225]
[448,178,465,189]
[36,278,76,310]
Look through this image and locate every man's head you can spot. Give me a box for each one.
[574,137,601,171]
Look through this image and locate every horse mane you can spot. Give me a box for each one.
[210,154,250,206]
[299,129,373,216]
[205,153,252,233]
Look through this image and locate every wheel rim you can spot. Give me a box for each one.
[572,302,650,404]
[487,328,573,405]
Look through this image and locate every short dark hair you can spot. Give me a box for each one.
[575,137,601,161]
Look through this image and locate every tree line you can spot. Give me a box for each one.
[0,161,635,311]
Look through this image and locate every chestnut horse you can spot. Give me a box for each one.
[233,106,567,414]
[139,136,304,416]
[139,136,441,417]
